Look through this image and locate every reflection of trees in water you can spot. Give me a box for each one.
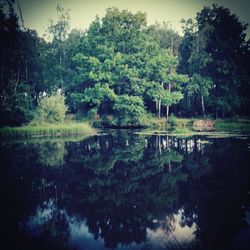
[21,199,71,250]
[60,132,189,248]
[36,141,66,167]
[179,138,250,250]
[1,134,250,249]
[0,142,69,250]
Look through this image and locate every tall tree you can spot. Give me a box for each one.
[45,4,70,91]
[180,5,250,118]
[0,1,43,125]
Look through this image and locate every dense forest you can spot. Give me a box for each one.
[1,1,250,127]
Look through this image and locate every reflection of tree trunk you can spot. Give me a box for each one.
[166,83,171,120]
[194,137,197,153]
[158,135,161,154]
[201,94,205,117]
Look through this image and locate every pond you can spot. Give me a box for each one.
[0,130,250,250]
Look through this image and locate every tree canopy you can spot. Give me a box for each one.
[1,2,250,126]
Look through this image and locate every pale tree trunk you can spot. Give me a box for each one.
[201,94,206,117]
[59,52,63,89]
[168,162,172,172]
[158,135,162,155]
[158,99,161,118]
[166,83,171,120]
[156,100,161,118]
[166,105,169,120]
[158,81,164,118]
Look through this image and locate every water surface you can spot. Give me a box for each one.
[1,130,250,250]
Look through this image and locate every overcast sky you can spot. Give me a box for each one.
[16,0,250,37]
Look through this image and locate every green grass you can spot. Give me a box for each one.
[215,118,250,130]
[147,117,168,129]
[173,127,193,135]
[135,117,250,137]
[147,117,250,133]
[0,122,96,138]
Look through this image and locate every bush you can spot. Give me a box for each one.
[34,92,68,124]
[113,95,146,126]
[87,107,98,121]
[167,114,177,127]
[0,83,35,126]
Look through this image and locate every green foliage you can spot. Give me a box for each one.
[179,4,250,117]
[1,2,250,127]
[162,91,184,106]
[167,114,177,127]
[188,73,212,97]
[0,82,35,126]
[34,92,68,124]
[113,95,146,126]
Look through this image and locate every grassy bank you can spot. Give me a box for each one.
[136,117,250,135]
[2,117,249,138]
[93,114,250,132]
[149,117,250,131]
[0,122,96,138]
[214,118,250,131]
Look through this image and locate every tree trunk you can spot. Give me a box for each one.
[166,105,169,120]
[59,52,63,89]
[201,94,206,117]
[214,107,218,119]
[166,83,171,120]
[187,94,190,110]
[25,59,28,81]
[158,99,161,118]
[14,68,20,95]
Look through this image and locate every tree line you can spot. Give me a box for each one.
[1,1,250,126]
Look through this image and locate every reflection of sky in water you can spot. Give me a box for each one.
[69,220,144,250]
[22,199,56,236]
[22,201,196,250]
[147,209,196,248]
[69,209,196,249]
[68,220,106,250]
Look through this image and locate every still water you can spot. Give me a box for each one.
[0,130,250,250]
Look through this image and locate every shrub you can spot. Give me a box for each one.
[87,107,98,121]
[113,95,146,126]
[167,114,177,127]
[34,92,68,123]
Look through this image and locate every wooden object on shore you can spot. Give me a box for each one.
[193,119,215,131]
